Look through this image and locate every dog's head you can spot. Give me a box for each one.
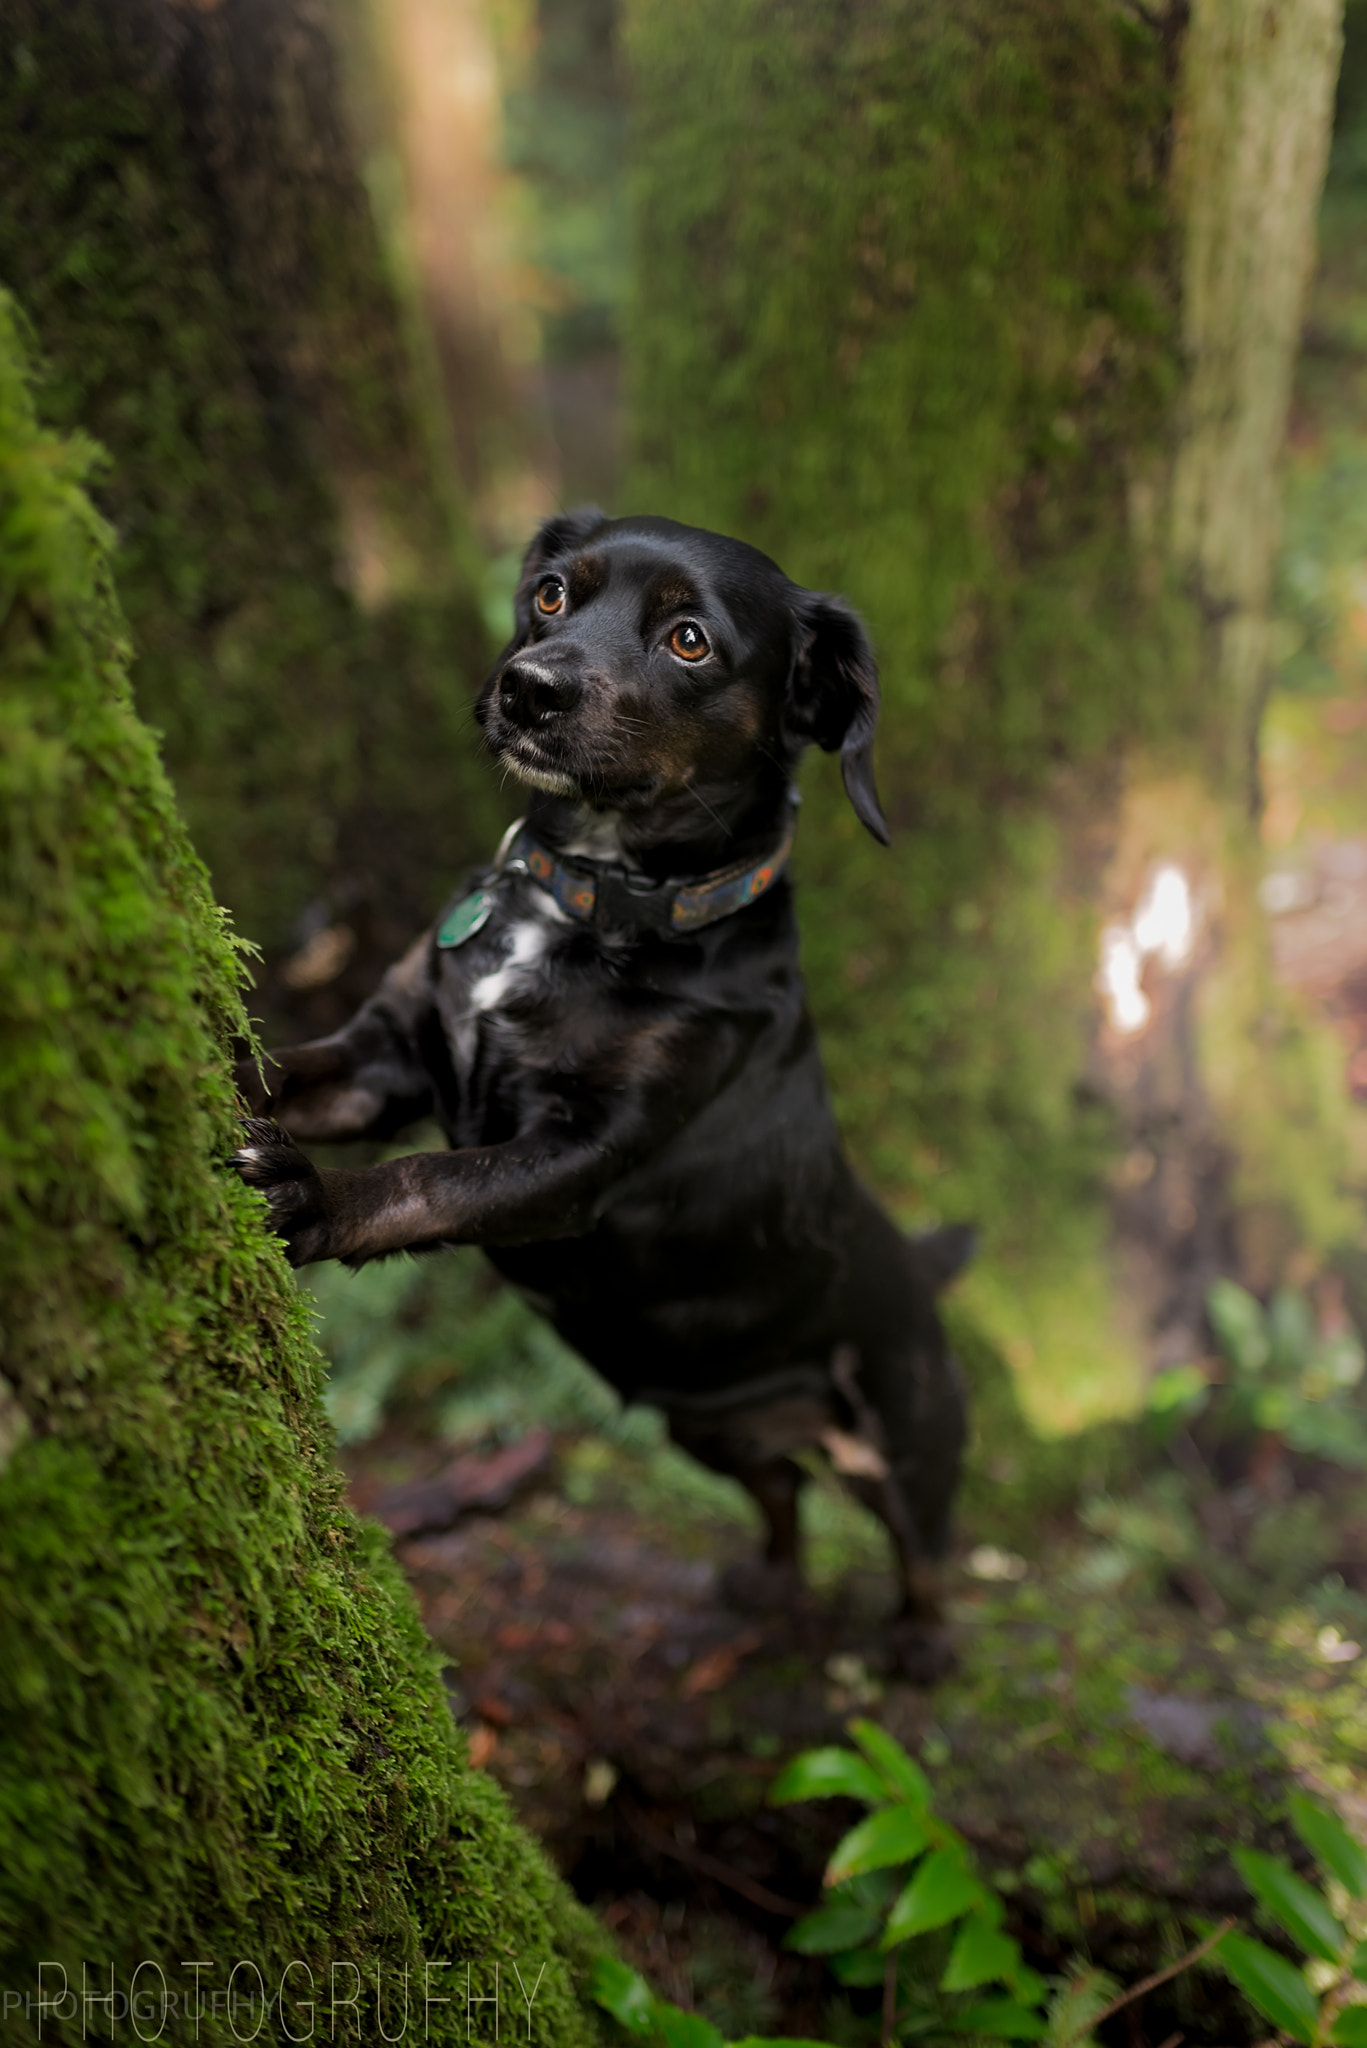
[475,509,888,845]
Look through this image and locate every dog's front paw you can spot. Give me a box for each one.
[230,1117,333,1266]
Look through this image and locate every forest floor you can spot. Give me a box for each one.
[339,1395,1367,2047]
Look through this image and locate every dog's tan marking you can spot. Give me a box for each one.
[820,1426,889,1481]
[567,552,607,605]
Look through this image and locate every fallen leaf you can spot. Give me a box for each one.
[681,1631,762,1699]
[468,1724,499,1768]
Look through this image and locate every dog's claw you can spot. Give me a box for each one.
[228,1117,332,1264]
[231,1114,292,1168]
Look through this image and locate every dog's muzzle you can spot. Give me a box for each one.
[497,657,584,729]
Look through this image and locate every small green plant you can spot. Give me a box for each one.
[1148,1279,1367,1468]
[768,1720,1099,2045]
[589,1952,837,2048]
[1210,1792,1367,2046]
[592,1722,1136,2048]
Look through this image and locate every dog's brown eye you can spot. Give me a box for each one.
[670,621,709,662]
[536,577,566,616]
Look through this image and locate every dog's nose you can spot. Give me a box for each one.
[499,658,584,727]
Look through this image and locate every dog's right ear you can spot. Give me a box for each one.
[512,506,608,630]
[786,592,889,845]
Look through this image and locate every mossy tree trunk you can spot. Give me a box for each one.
[0,294,606,2042]
[0,0,510,1040]
[623,0,1355,1422]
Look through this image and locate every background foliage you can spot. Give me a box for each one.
[0,0,505,1028]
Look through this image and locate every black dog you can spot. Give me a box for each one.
[233,510,969,1677]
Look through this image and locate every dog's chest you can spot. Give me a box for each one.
[436,818,627,1064]
[440,894,565,1051]
[464,910,560,1021]
[432,887,623,1138]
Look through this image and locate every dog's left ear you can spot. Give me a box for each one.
[787,593,889,845]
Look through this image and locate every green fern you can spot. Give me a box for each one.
[1210,1794,1367,2046]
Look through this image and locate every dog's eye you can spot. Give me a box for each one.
[536,577,566,617]
[670,621,710,662]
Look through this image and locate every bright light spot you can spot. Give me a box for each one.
[1096,926,1151,1033]
[1132,864,1194,970]
[1318,1626,1361,1664]
[966,1544,1029,1583]
[1096,862,1196,1035]
[583,1759,619,1806]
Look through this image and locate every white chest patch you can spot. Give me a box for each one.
[467,895,565,1015]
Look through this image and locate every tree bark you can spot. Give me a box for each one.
[1173,0,1342,772]
[622,0,1354,1418]
[0,291,607,2041]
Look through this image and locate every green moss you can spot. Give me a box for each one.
[0,0,506,983]
[0,292,605,2039]
[1198,849,1362,1265]
[1274,0,1367,701]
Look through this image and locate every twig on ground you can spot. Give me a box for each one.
[1059,1921,1236,2047]
[621,1798,807,1918]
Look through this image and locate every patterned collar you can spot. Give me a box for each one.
[437,800,798,947]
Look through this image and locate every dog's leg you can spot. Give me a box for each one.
[719,1456,809,1613]
[839,1195,969,1683]
[839,1415,963,1683]
[234,932,436,1143]
[233,1011,749,1265]
[666,1415,809,1612]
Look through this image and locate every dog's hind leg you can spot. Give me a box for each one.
[664,1410,810,1613]
[838,1195,971,1681]
[717,1455,810,1614]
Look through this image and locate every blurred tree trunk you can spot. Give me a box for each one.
[0,292,607,2038]
[352,0,560,532]
[0,0,512,1039]
[623,0,1356,1421]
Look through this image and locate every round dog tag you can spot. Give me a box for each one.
[437,888,494,949]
